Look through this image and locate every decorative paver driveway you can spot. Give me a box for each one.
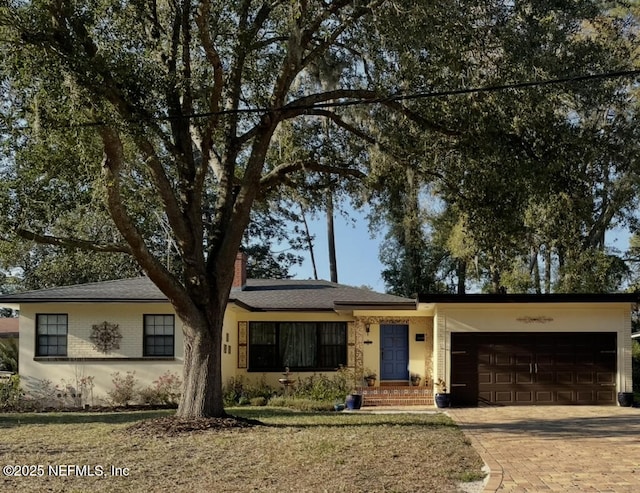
[449,406,640,492]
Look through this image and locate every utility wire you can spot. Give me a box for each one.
[53,68,640,128]
[168,68,640,116]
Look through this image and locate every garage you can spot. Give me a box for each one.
[450,332,617,406]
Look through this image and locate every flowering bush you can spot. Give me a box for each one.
[139,371,182,405]
[107,371,138,406]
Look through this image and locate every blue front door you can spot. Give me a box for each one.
[380,324,409,381]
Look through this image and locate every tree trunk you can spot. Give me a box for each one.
[530,246,541,294]
[327,193,338,283]
[456,258,466,294]
[544,245,552,294]
[490,263,501,294]
[177,310,225,418]
[300,204,319,280]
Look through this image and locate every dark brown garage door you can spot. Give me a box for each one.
[450,333,617,406]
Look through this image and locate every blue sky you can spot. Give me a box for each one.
[288,208,632,295]
[289,206,388,292]
[7,210,626,293]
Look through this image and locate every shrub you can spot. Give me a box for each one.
[139,371,182,405]
[223,375,276,406]
[107,371,138,406]
[223,376,245,406]
[291,367,354,402]
[0,374,22,410]
[267,396,334,412]
[250,396,267,406]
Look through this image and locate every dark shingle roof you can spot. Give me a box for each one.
[0,277,415,311]
[0,278,167,303]
[230,279,414,311]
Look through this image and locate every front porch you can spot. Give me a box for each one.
[352,315,434,406]
[358,385,434,407]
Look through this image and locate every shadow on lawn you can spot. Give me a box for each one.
[0,407,459,431]
[0,409,175,427]
[230,407,460,430]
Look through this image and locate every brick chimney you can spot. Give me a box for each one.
[232,251,247,290]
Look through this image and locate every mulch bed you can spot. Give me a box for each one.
[123,415,264,437]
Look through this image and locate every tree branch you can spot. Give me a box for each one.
[15,229,133,254]
[260,159,366,191]
[99,126,192,308]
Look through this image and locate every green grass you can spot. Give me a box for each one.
[0,408,484,492]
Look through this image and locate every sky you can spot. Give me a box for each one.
[288,207,633,295]
[289,206,388,293]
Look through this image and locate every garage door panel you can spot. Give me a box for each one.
[451,332,617,406]
[536,354,554,365]
[576,390,596,402]
[536,371,554,384]
[557,391,573,402]
[495,372,513,383]
[555,352,575,365]
[478,352,491,365]
[515,354,533,365]
[495,353,511,365]
[515,372,533,383]
[576,372,595,384]
[597,390,615,401]
[495,391,516,403]
[596,373,614,384]
[556,371,574,384]
[535,391,553,403]
[515,391,533,403]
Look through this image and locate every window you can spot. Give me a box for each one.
[143,315,175,357]
[248,322,346,370]
[36,314,68,356]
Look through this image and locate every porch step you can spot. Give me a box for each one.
[358,386,434,407]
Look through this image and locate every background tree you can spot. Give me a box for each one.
[369,1,640,294]
[0,338,18,373]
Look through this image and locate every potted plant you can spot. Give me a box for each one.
[363,369,377,387]
[434,378,450,408]
[345,391,363,410]
[617,391,634,407]
[410,373,421,386]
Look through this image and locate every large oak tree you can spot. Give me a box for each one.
[0,0,448,418]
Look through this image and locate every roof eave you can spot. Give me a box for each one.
[417,293,639,304]
[333,301,418,311]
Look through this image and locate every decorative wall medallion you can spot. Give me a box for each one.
[90,321,122,353]
[516,316,554,324]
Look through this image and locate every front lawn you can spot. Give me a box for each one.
[0,408,484,492]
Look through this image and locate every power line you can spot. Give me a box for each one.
[62,68,640,128]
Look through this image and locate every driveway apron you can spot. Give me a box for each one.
[449,406,640,492]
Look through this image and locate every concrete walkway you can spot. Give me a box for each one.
[449,406,640,492]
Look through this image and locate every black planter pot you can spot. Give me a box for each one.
[617,392,634,407]
[345,393,363,410]
[435,393,451,409]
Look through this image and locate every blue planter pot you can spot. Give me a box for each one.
[345,393,362,410]
[618,392,634,407]
[435,393,451,408]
